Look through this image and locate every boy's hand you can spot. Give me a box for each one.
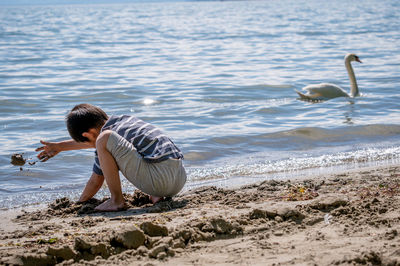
[35,140,60,162]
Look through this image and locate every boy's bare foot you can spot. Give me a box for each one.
[149,195,164,204]
[95,199,127,212]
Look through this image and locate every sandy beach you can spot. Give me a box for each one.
[1,164,399,266]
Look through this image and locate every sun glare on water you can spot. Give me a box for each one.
[143,98,156,105]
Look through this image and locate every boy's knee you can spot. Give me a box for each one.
[96,130,112,150]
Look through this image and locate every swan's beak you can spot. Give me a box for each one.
[355,57,362,63]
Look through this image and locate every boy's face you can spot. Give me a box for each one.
[82,128,100,148]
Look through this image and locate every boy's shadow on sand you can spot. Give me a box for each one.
[14,192,188,223]
[65,192,188,219]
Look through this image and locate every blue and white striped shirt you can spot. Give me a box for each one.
[93,115,183,176]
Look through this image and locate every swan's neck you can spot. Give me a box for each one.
[345,59,359,97]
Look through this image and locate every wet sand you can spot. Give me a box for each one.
[1,165,400,265]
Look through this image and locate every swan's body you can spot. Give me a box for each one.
[296,53,362,101]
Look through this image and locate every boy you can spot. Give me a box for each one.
[36,103,186,212]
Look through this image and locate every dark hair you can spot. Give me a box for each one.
[66,104,109,142]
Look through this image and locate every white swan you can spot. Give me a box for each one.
[296,53,362,101]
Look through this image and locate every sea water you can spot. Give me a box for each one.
[0,0,399,209]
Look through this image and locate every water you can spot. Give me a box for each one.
[1,0,400,209]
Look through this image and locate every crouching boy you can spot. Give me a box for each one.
[36,103,186,211]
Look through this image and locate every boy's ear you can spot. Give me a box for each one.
[82,128,99,141]
[82,132,91,139]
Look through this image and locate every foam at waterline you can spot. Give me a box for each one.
[186,146,400,182]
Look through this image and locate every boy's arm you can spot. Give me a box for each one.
[36,139,92,161]
[78,172,105,202]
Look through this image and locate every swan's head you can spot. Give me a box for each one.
[345,53,362,63]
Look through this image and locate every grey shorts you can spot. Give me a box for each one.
[106,131,187,197]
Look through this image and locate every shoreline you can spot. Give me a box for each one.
[3,157,400,211]
[1,164,400,265]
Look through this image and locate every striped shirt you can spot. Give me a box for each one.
[93,115,183,176]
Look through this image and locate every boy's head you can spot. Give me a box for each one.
[66,103,109,142]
